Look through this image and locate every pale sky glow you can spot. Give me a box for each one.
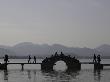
[0,0,110,48]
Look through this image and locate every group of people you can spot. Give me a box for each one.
[93,54,101,64]
[28,55,36,63]
[3,53,101,64]
[3,54,37,64]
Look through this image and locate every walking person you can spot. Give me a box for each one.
[55,52,58,56]
[93,54,97,63]
[4,54,9,64]
[97,55,101,64]
[28,55,31,63]
[33,56,36,63]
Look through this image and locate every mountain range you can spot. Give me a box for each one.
[0,42,110,58]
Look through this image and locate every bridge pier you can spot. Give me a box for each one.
[21,64,24,70]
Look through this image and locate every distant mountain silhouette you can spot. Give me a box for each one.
[0,42,110,58]
[12,43,97,57]
[96,44,110,56]
[0,48,16,57]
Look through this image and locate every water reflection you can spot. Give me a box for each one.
[33,70,37,82]
[3,69,109,82]
[27,70,37,82]
[27,70,31,79]
[42,70,80,82]
[4,70,8,81]
[94,69,101,82]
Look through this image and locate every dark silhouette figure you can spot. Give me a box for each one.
[60,52,64,57]
[73,56,75,59]
[28,55,31,63]
[4,54,9,64]
[55,52,58,56]
[97,55,101,64]
[93,54,97,63]
[33,56,36,63]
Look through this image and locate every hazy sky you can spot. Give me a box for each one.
[0,0,110,48]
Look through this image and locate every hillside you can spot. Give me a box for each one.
[0,42,110,58]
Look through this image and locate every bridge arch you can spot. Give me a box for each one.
[53,60,67,71]
[41,52,81,72]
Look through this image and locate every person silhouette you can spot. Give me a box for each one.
[97,55,101,64]
[93,54,97,63]
[28,55,31,63]
[33,56,36,63]
[60,52,64,57]
[4,54,9,64]
[55,52,58,56]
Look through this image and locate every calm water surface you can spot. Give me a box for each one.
[0,59,110,82]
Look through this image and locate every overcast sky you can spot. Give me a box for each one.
[0,0,110,48]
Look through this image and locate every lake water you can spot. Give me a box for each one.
[0,59,110,82]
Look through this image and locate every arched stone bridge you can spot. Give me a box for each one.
[41,52,81,71]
